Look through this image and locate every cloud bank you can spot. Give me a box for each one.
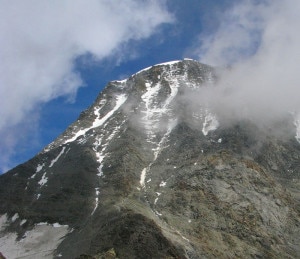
[0,0,172,173]
[193,0,300,134]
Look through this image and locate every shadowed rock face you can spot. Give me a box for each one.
[0,60,300,258]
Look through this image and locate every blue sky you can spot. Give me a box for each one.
[1,0,300,173]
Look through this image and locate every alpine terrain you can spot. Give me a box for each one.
[0,59,299,258]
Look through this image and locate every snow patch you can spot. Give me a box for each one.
[49,146,66,167]
[134,65,153,75]
[218,138,222,143]
[38,173,48,187]
[65,94,127,144]
[91,188,100,215]
[0,214,8,231]
[140,168,147,187]
[31,163,45,179]
[92,94,127,128]
[0,222,69,259]
[20,219,27,226]
[11,213,19,222]
[159,181,167,187]
[36,163,44,173]
[93,120,125,177]
[153,119,177,160]
[36,222,48,226]
[53,222,68,228]
[294,118,300,143]
[141,80,161,137]
[202,111,219,136]
[154,210,162,216]
[156,60,181,66]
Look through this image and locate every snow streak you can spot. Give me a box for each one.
[49,146,66,167]
[65,94,127,144]
[139,63,181,189]
[202,110,219,136]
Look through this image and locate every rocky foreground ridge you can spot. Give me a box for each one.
[0,59,299,258]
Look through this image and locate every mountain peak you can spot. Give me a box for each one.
[0,60,300,258]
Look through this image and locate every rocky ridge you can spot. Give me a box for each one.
[0,59,299,258]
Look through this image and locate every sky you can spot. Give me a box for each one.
[1,0,300,174]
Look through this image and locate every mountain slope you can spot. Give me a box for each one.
[0,59,299,258]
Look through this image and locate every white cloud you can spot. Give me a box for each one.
[192,0,300,132]
[0,0,172,172]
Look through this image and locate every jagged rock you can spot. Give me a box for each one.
[0,60,299,258]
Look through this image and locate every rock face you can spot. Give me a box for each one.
[0,59,300,258]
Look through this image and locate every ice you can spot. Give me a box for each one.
[49,146,66,167]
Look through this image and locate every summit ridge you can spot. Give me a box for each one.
[0,59,299,258]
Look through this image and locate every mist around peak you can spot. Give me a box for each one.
[189,0,300,140]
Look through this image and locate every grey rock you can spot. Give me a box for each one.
[0,60,299,258]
